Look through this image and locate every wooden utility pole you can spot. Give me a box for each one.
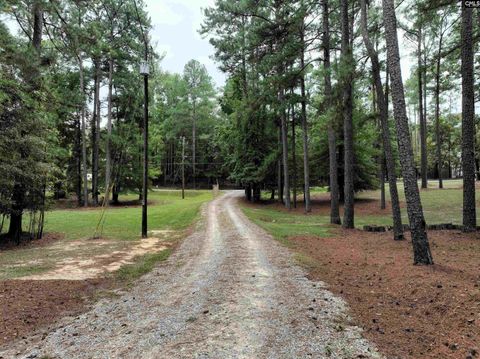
[141,59,149,238]
[192,100,196,189]
[182,136,185,199]
[135,0,149,239]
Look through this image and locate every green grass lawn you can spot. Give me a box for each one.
[43,190,213,241]
[243,179,476,244]
[0,190,213,280]
[242,206,332,246]
[357,178,468,226]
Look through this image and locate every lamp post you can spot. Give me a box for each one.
[140,59,149,238]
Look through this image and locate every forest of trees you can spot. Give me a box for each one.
[0,0,479,265]
[200,0,479,265]
[1,0,155,240]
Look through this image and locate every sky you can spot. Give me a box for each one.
[0,1,464,113]
[0,0,416,90]
[0,0,227,87]
[145,0,226,87]
[146,0,416,92]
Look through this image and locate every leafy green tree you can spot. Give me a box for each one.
[183,59,216,188]
[0,16,50,241]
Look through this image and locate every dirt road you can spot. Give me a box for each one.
[1,191,381,358]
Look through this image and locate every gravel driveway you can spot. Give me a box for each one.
[1,191,382,359]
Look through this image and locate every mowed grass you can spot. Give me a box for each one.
[357,178,469,226]
[0,190,213,280]
[242,206,332,246]
[115,247,173,283]
[243,179,475,244]
[44,190,213,241]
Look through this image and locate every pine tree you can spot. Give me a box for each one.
[341,0,354,228]
[461,5,476,232]
[323,0,341,225]
[359,0,403,240]
[382,0,433,264]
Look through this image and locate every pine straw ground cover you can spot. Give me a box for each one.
[243,181,480,359]
[289,229,480,359]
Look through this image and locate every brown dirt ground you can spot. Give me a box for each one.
[290,229,480,359]
[0,278,112,346]
[23,236,171,281]
[53,198,158,210]
[0,235,181,348]
[0,232,64,251]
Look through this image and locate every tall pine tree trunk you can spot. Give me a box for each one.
[279,87,291,209]
[79,56,88,207]
[32,1,42,52]
[8,184,24,242]
[418,26,428,189]
[277,125,283,203]
[105,58,114,201]
[341,0,354,229]
[383,0,433,264]
[92,60,100,206]
[435,32,444,189]
[192,98,197,189]
[300,25,311,212]
[461,6,476,232]
[372,79,387,211]
[360,0,403,240]
[291,102,297,208]
[323,0,341,224]
[380,157,386,209]
[75,117,82,205]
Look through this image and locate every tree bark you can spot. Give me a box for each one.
[418,26,428,189]
[380,157,386,209]
[92,59,101,206]
[360,0,404,240]
[245,183,252,201]
[7,184,24,242]
[112,186,119,205]
[75,117,82,205]
[79,57,88,207]
[461,6,476,232]
[252,184,261,202]
[373,78,386,211]
[192,98,197,189]
[105,58,113,201]
[278,126,283,203]
[383,0,433,263]
[279,87,291,210]
[300,24,311,213]
[32,1,43,53]
[291,103,297,209]
[323,0,340,224]
[434,30,444,189]
[341,0,354,229]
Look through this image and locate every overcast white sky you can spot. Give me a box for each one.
[145,0,226,87]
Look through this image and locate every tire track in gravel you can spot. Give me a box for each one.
[0,191,383,359]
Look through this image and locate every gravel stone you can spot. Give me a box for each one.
[0,191,382,359]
